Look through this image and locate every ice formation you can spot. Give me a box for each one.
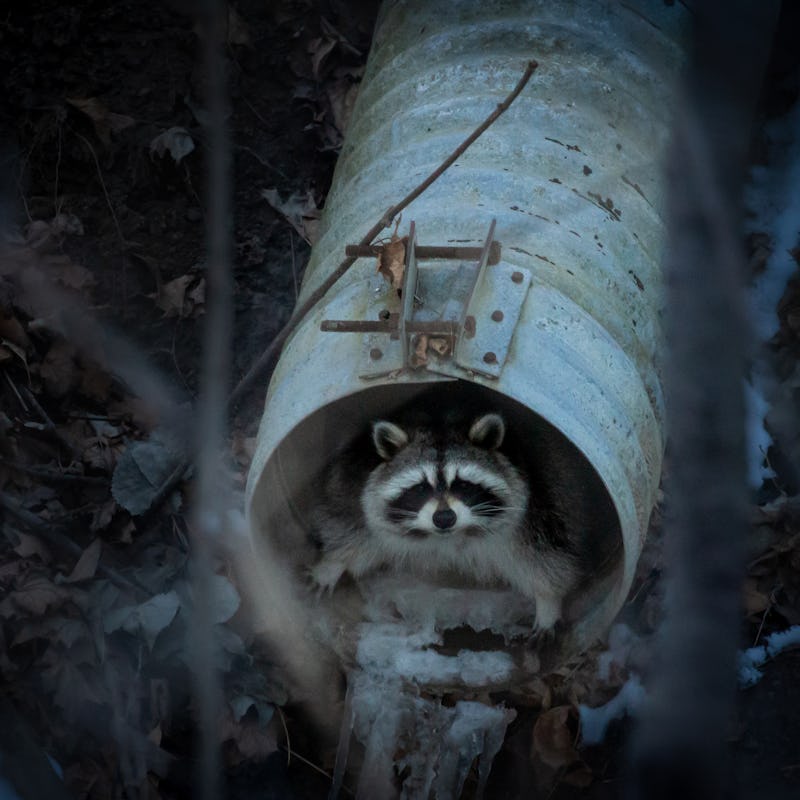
[328,578,528,798]
[578,676,647,746]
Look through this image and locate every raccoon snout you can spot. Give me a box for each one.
[432,507,457,530]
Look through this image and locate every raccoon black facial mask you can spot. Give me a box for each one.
[309,411,579,630]
[372,414,512,536]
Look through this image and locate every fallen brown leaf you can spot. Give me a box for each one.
[0,575,75,618]
[12,532,52,562]
[377,235,406,291]
[412,334,428,367]
[743,577,771,617]
[231,432,257,468]
[563,762,594,788]
[326,68,362,135]
[49,213,85,238]
[51,261,94,291]
[149,274,193,317]
[226,6,252,46]
[66,97,136,145]
[531,705,579,769]
[90,498,118,533]
[40,339,79,397]
[187,277,206,317]
[308,36,337,79]
[261,188,321,245]
[220,708,278,764]
[0,342,20,366]
[13,615,88,649]
[24,216,85,257]
[193,5,252,46]
[0,313,31,350]
[149,127,195,164]
[65,538,102,583]
[78,358,113,402]
[428,337,450,356]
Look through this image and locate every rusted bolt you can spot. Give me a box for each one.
[378,309,391,320]
[511,271,524,284]
[483,351,497,364]
[369,347,383,360]
[491,310,504,322]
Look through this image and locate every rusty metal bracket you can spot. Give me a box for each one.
[399,221,418,368]
[320,219,527,379]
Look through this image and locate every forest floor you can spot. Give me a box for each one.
[1,1,799,798]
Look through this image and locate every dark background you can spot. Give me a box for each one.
[1,1,799,798]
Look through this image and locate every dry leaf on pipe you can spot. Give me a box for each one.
[377,235,406,291]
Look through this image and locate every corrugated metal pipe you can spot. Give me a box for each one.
[243,0,689,771]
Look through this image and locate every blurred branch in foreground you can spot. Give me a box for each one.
[627,3,780,799]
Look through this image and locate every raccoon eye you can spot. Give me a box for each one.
[449,478,504,516]
[387,481,434,520]
[450,478,480,494]
[405,482,432,499]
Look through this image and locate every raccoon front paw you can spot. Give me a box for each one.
[308,558,347,596]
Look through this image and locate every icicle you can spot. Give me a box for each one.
[329,579,526,798]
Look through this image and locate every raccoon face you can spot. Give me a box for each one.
[361,413,528,543]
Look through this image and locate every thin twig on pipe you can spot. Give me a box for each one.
[228,59,538,408]
[142,60,538,522]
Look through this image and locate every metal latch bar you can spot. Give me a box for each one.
[320,319,460,335]
[455,218,496,357]
[399,221,418,368]
[344,242,501,265]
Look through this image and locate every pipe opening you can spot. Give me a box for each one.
[249,378,623,629]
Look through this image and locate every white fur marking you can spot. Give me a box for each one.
[455,463,510,496]
[379,466,433,500]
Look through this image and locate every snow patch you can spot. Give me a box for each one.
[745,379,776,488]
[738,624,800,687]
[578,675,647,746]
[596,623,639,681]
[744,94,800,487]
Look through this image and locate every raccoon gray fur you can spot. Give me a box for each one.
[309,406,581,631]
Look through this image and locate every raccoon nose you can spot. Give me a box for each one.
[432,508,457,530]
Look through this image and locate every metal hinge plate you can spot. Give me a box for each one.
[320,220,530,381]
[452,261,531,379]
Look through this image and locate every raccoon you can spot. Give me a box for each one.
[309,407,581,631]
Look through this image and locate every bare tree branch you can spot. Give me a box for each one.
[188,2,234,799]
[228,60,539,408]
[627,3,780,798]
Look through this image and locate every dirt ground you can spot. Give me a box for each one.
[1,1,799,798]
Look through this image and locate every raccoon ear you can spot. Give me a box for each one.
[468,413,505,450]
[372,421,409,460]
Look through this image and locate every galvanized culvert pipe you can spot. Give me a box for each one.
[244,0,689,791]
